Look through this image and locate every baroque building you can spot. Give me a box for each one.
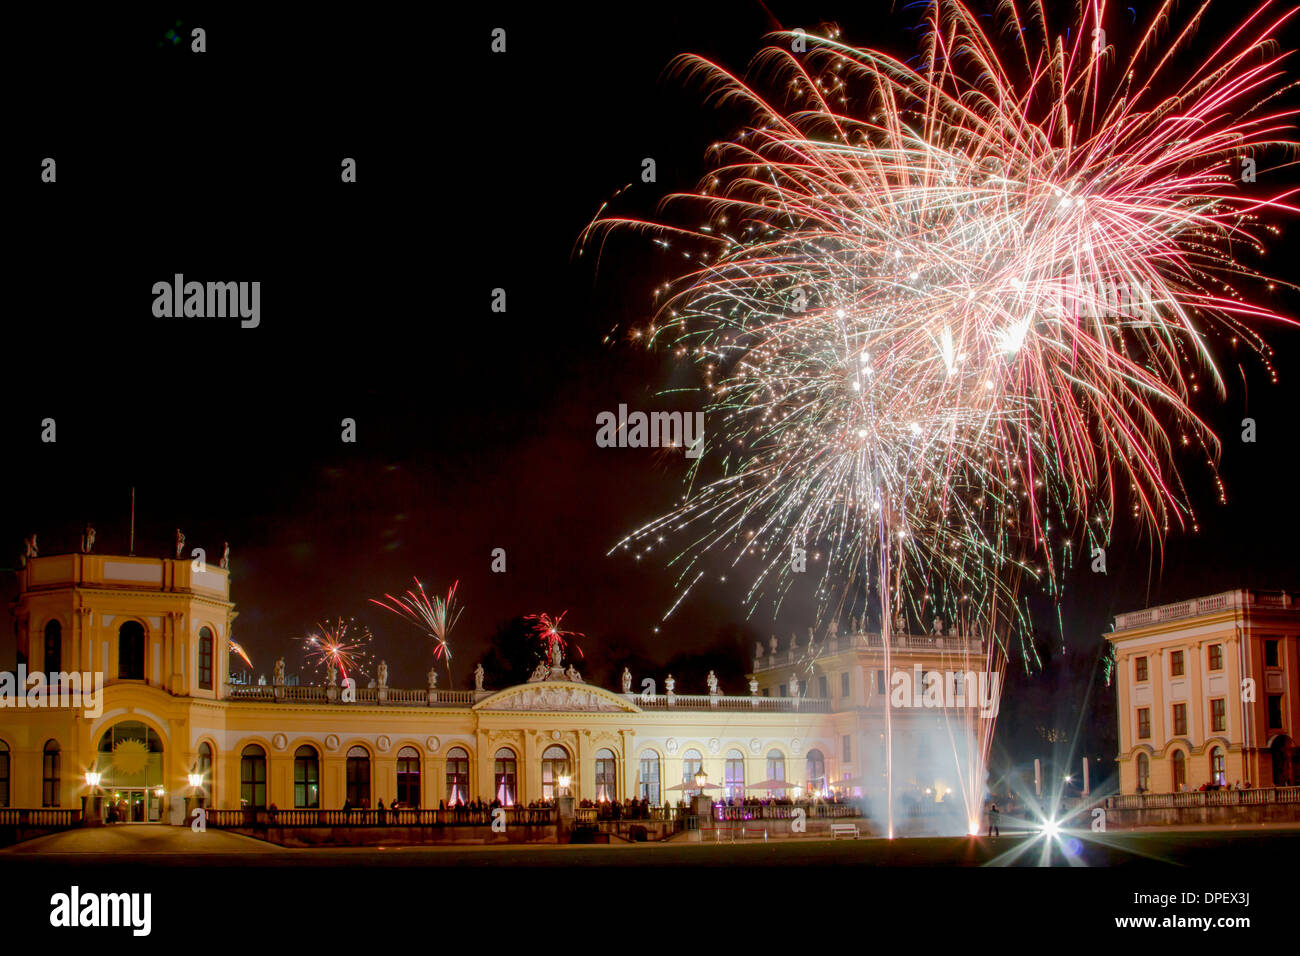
[1108,589,1300,793]
[2,552,993,823]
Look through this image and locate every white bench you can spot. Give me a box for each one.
[830,823,860,839]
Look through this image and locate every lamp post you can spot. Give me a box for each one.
[556,772,575,831]
[185,772,205,823]
[82,771,103,826]
[691,768,713,819]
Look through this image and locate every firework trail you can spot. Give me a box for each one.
[303,617,373,684]
[371,578,462,687]
[584,0,1300,835]
[228,639,253,671]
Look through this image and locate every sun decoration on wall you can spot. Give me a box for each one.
[111,739,150,776]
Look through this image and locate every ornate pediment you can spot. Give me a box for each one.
[473,682,640,714]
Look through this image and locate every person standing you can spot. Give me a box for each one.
[987,802,1000,838]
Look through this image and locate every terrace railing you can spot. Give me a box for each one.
[1104,786,1300,810]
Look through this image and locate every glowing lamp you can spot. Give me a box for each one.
[188,773,204,788]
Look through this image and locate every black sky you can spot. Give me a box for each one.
[4,2,1299,724]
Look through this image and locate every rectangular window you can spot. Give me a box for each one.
[1267,694,1284,729]
[1172,703,1187,736]
[42,749,60,807]
[1207,644,1223,671]
[818,675,828,699]
[1137,708,1151,739]
[1210,698,1226,733]
[1170,650,1184,677]
[842,735,851,763]
[841,672,850,697]
[761,687,769,697]
[876,670,885,694]
[1264,639,1280,667]
[779,684,787,697]
[1135,656,1149,682]
[198,630,213,691]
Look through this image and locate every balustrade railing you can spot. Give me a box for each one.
[0,808,83,827]
[225,686,481,705]
[1104,786,1300,810]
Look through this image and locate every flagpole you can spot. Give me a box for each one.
[129,487,135,556]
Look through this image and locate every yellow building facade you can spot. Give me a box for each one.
[1,553,992,820]
[1108,590,1300,794]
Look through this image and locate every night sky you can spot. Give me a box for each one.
[5,3,1299,757]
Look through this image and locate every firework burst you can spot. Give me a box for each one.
[303,617,373,683]
[371,578,462,686]
[525,611,585,665]
[228,639,253,671]
[583,0,1300,835]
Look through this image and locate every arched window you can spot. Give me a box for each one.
[765,749,786,797]
[294,746,320,808]
[493,748,517,806]
[240,745,266,808]
[1136,752,1150,792]
[1209,747,1225,787]
[445,747,469,805]
[396,747,421,807]
[118,621,145,680]
[681,749,703,799]
[806,749,826,793]
[1171,749,1187,791]
[541,746,569,801]
[42,740,61,807]
[43,621,62,674]
[724,749,745,800]
[95,722,164,796]
[197,627,214,691]
[346,746,371,808]
[639,751,661,804]
[595,749,617,802]
[0,740,9,808]
[196,742,213,795]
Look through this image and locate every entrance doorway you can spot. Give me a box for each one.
[94,721,165,823]
[106,788,163,823]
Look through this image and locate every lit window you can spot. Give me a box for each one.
[1207,644,1223,671]
[1170,651,1184,677]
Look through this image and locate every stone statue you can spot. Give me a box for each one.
[893,610,905,635]
[565,664,583,683]
[378,660,388,689]
[790,676,800,697]
[828,619,838,636]
[23,534,38,563]
[273,657,285,685]
[769,635,778,655]
[706,670,719,695]
[220,542,230,570]
[749,678,759,695]
[81,524,96,554]
[474,662,484,691]
[755,642,764,662]
[528,660,551,682]
[427,667,439,690]
[327,662,337,686]
[621,667,632,693]
[933,617,944,636]
[175,528,185,560]
[257,674,267,686]
[664,674,676,695]
[550,641,563,669]
[948,622,958,638]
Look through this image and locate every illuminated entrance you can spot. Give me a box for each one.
[93,721,165,823]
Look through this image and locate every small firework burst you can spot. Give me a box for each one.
[525,611,584,664]
[303,617,373,683]
[371,578,462,686]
